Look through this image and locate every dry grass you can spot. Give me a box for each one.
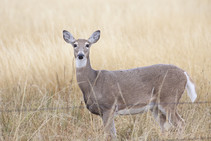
[0,0,211,140]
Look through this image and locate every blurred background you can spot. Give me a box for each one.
[0,0,210,140]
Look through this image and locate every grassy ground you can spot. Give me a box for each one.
[0,0,211,140]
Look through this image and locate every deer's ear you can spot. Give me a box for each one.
[88,30,100,44]
[63,30,75,44]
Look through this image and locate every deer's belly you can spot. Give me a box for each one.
[117,102,154,115]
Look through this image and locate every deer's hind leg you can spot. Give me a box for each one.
[158,70,186,131]
[175,109,185,129]
[158,104,184,131]
[151,106,168,132]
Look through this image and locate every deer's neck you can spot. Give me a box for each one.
[76,57,97,91]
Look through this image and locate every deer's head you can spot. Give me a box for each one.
[63,30,100,68]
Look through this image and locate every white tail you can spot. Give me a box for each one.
[184,72,197,102]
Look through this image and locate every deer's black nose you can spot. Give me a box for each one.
[78,54,84,60]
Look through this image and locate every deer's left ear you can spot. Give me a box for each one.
[88,30,100,44]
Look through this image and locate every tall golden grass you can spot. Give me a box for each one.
[0,0,211,140]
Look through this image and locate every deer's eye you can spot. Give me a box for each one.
[73,44,77,48]
[86,44,90,48]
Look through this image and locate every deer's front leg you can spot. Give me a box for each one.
[102,110,117,140]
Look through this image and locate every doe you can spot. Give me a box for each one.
[63,30,197,139]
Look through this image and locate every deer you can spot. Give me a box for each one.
[63,30,197,139]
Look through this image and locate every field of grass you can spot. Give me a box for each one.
[0,0,211,140]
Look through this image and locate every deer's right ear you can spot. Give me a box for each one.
[63,30,75,44]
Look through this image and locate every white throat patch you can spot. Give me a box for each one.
[75,58,87,68]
